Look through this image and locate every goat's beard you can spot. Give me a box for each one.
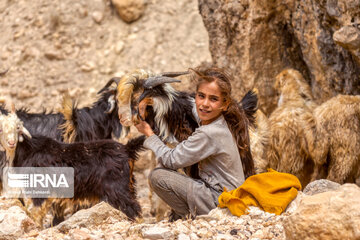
[4,149,15,167]
[152,97,178,143]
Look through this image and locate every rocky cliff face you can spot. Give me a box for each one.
[198,0,360,114]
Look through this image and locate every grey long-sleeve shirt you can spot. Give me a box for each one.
[144,114,245,196]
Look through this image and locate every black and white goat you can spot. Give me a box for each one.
[0,81,124,143]
[0,80,127,225]
[116,71,257,174]
[114,70,258,220]
[0,110,145,227]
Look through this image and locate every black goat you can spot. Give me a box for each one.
[0,111,145,227]
[59,88,124,143]
[0,86,123,143]
[0,80,125,225]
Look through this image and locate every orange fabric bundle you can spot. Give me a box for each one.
[218,168,301,216]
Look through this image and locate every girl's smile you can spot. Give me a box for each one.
[195,81,228,125]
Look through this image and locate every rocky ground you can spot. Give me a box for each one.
[2,178,359,239]
[0,0,211,111]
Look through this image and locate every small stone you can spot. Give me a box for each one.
[230,229,237,235]
[80,61,96,72]
[190,233,199,240]
[92,11,104,24]
[13,29,24,39]
[25,229,39,237]
[252,229,264,238]
[44,51,64,60]
[333,25,360,50]
[115,41,125,54]
[142,226,172,239]
[112,0,145,23]
[178,233,190,240]
[215,234,233,240]
[69,228,91,240]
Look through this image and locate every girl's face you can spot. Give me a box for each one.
[195,81,228,125]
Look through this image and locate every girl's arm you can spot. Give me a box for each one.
[136,120,217,170]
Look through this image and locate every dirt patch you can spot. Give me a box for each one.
[0,0,211,111]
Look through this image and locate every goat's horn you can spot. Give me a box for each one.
[143,76,181,89]
[158,71,189,78]
[98,77,121,94]
[21,126,32,139]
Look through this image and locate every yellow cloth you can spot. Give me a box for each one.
[218,168,301,216]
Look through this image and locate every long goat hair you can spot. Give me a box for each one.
[239,89,258,128]
[59,90,123,143]
[0,81,125,226]
[134,80,257,178]
[0,110,145,225]
[0,86,123,143]
[15,135,145,214]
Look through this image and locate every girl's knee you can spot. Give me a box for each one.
[148,168,168,189]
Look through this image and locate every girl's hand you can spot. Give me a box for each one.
[135,120,155,137]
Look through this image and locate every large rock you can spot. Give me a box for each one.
[198,0,360,114]
[333,25,360,65]
[284,191,305,214]
[0,205,37,240]
[303,179,341,195]
[333,25,360,50]
[56,201,128,233]
[283,184,360,240]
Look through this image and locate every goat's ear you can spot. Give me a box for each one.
[20,126,32,139]
[105,95,115,114]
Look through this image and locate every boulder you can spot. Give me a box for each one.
[303,179,341,195]
[56,201,128,233]
[0,205,37,240]
[284,184,360,240]
[198,0,360,114]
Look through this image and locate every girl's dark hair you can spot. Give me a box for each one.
[190,67,255,178]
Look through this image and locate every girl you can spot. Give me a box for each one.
[135,67,254,219]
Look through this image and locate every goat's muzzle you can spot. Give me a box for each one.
[7,141,15,149]
[118,112,133,127]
